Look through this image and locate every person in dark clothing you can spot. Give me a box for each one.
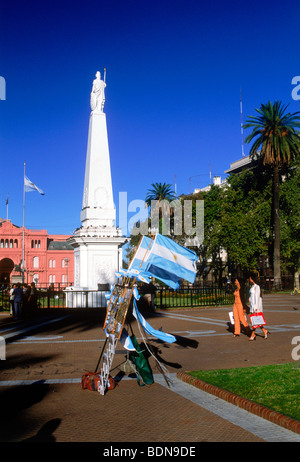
[28,282,38,312]
[12,283,24,319]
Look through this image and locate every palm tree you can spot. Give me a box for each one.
[145,182,175,211]
[244,101,300,287]
[145,182,176,234]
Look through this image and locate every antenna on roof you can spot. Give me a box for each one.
[240,88,245,157]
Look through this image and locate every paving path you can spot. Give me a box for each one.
[0,294,299,444]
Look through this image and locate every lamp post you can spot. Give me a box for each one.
[64,258,70,286]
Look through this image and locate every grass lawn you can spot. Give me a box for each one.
[189,363,300,421]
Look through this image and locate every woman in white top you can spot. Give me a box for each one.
[249,275,270,340]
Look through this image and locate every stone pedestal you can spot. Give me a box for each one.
[69,229,125,288]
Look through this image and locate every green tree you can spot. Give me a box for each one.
[244,101,300,287]
[145,182,176,234]
[219,169,272,277]
[198,186,226,285]
[178,175,271,284]
[279,159,300,278]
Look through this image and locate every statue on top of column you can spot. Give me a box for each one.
[90,70,106,113]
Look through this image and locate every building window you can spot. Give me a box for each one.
[14,239,18,248]
[33,256,39,268]
[33,273,39,284]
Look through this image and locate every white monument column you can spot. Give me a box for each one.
[67,71,127,304]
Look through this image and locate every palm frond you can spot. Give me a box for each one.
[244,101,300,166]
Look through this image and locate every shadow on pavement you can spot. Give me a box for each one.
[0,383,52,442]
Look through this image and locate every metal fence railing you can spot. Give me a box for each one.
[0,285,108,311]
[154,286,234,309]
[1,276,298,312]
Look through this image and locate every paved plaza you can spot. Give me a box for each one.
[0,293,299,446]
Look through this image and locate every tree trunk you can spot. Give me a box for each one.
[273,165,281,288]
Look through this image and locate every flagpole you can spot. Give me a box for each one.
[22,161,26,284]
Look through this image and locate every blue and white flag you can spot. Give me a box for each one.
[116,267,151,284]
[24,176,45,195]
[128,236,154,272]
[132,299,176,344]
[120,328,137,351]
[144,234,197,289]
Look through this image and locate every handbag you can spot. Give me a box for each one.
[81,371,116,392]
[81,371,101,391]
[249,312,266,329]
[228,311,234,325]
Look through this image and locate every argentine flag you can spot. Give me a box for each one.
[144,234,197,289]
[24,176,45,195]
[116,267,151,284]
[128,236,153,272]
[133,299,176,344]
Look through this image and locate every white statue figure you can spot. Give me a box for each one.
[90,70,106,112]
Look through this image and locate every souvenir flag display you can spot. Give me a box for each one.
[94,234,199,395]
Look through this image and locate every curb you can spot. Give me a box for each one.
[176,371,300,435]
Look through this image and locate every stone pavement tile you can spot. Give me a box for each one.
[177,371,300,436]
[0,295,299,444]
[0,380,263,443]
[160,375,300,443]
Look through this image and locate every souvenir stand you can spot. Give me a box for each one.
[94,234,198,395]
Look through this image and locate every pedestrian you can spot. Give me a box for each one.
[28,282,38,312]
[22,284,31,315]
[12,283,24,319]
[248,274,270,341]
[232,278,252,338]
[9,284,16,316]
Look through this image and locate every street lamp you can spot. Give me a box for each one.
[64,258,70,286]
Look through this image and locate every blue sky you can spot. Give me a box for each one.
[1,0,299,236]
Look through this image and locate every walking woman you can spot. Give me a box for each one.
[249,274,270,341]
[232,278,251,337]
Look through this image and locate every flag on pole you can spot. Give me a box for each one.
[24,176,45,195]
[128,236,154,272]
[144,234,197,289]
